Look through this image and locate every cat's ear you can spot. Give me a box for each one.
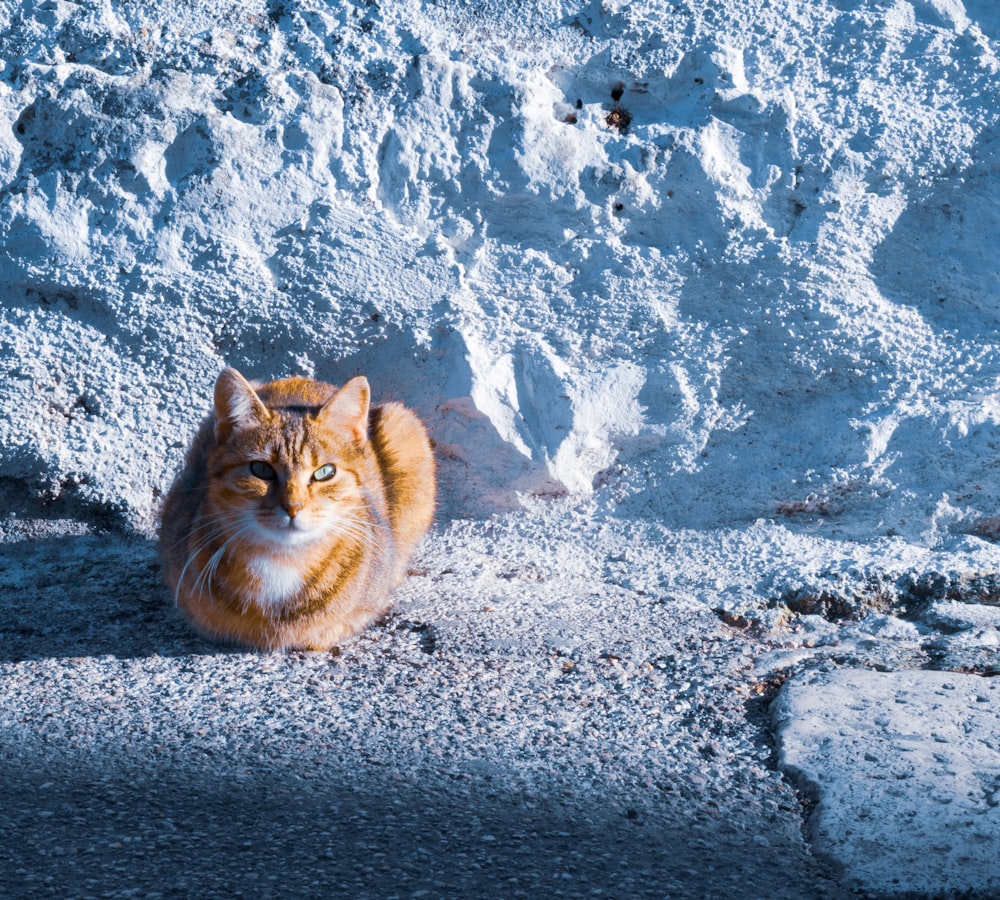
[214,368,269,441]
[318,376,370,443]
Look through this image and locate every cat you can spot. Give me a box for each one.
[159,367,435,651]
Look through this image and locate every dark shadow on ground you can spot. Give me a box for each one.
[0,534,219,661]
[0,751,849,899]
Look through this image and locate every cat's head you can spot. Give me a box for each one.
[207,368,372,548]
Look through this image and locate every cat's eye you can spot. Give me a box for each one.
[250,461,277,481]
[313,464,336,482]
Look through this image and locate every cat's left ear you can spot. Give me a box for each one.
[214,368,269,441]
[318,376,370,443]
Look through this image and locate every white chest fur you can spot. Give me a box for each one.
[246,557,305,609]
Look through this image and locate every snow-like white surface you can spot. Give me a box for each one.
[774,668,1000,896]
[1,0,1000,894]
[2,0,999,539]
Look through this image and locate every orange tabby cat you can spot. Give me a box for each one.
[159,367,435,651]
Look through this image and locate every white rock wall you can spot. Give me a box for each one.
[0,0,998,538]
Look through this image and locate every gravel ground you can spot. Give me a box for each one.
[0,521,849,899]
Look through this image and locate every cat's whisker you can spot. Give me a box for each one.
[167,510,245,554]
[176,538,223,608]
[174,516,252,607]
[174,527,224,608]
[192,523,257,605]
[194,539,228,602]
[333,504,389,530]
[328,509,390,553]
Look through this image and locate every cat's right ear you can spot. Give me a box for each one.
[318,376,370,444]
[214,368,268,441]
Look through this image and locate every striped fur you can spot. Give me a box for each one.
[159,368,435,651]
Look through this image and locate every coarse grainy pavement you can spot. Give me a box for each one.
[0,529,849,899]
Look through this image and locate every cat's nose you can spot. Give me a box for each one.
[283,501,305,520]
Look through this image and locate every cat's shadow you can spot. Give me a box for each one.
[0,533,223,661]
